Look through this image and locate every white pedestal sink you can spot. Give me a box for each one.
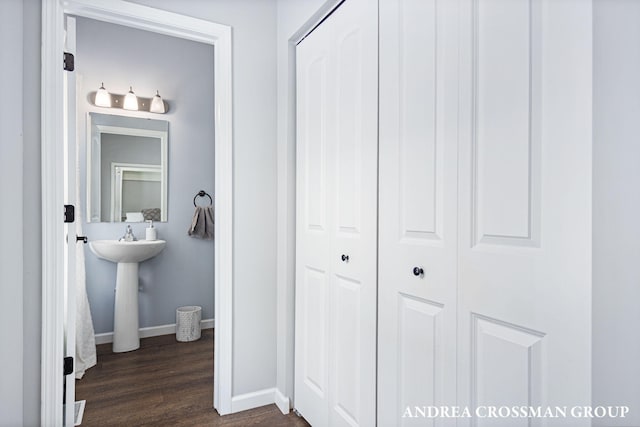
[89,240,166,352]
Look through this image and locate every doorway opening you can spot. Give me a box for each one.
[41,2,233,425]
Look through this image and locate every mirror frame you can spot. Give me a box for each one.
[86,112,168,222]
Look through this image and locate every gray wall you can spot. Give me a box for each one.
[129,0,279,396]
[0,1,24,425]
[22,0,42,424]
[593,1,640,425]
[0,0,41,424]
[77,17,215,333]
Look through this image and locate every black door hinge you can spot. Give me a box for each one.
[63,356,74,376]
[64,205,75,223]
[63,52,74,71]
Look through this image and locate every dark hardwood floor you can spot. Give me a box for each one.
[75,329,310,426]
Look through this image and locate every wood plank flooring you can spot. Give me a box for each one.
[75,329,309,426]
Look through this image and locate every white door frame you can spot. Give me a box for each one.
[41,1,234,424]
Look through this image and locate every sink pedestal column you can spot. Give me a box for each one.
[88,239,165,352]
[113,262,140,352]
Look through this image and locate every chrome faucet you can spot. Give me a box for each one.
[120,225,137,242]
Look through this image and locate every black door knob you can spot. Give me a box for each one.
[413,267,424,276]
[341,254,349,262]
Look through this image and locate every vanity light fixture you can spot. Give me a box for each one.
[91,85,168,113]
[149,90,166,114]
[94,82,111,108]
[123,86,138,111]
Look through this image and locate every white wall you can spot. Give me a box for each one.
[22,0,43,424]
[274,0,330,409]
[0,1,24,425]
[593,1,640,425]
[128,0,279,397]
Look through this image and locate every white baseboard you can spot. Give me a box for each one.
[230,388,277,413]
[274,389,291,415]
[94,318,214,345]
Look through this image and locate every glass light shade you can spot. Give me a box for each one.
[149,90,166,114]
[95,83,111,108]
[123,86,138,111]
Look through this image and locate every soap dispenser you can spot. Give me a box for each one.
[146,220,157,241]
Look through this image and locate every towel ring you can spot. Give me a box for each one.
[193,190,213,207]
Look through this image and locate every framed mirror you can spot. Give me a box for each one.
[87,112,168,222]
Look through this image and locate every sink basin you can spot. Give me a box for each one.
[89,239,166,263]
[88,239,166,352]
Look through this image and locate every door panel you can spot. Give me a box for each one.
[473,0,541,246]
[302,267,328,397]
[304,56,328,232]
[332,275,361,425]
[296,30,331,426]
[329,2,377,426]
[335,28,362,235]
[398,0,439,240]
[457,0,592,425]
[295,0,378,426]
[397,294,444,427]
[378,0,459,425]
[63,15,77,427]
[473,314,544,427]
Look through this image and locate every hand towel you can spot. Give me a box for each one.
[188,206,214,240]
[75,133,96,379]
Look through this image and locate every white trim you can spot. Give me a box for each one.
[62,0,227,45]
[274,389,291,415]
[275,0,343,413]
[230,388,278,414]
[94,125,168,139]
[41,1,234,424]
[94,318,215,345]
[41,0,66,425]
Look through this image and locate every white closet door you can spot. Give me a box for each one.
[378,0,459,425]
[456,0,592,425]
[295,0,378,426]
[295,22,331,426]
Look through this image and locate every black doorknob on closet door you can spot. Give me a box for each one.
[341,254,349,262]
[413,267,424,277]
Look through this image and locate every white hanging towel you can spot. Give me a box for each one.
[75,135,96,379]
